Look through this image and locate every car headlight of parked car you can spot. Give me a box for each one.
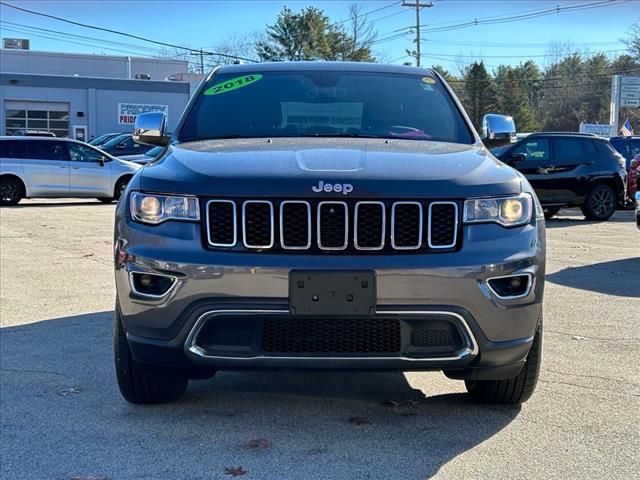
[130,192,200,224]
[463,193,533,227]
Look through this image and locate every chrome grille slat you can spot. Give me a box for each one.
[280,201,312,250]
[205,199,458,252]
[206,200,237,247]
[242,200,274,249]
[317,201,349,250]
[428,201,459,249]
[354,201,385,251]
[391,202,423,250]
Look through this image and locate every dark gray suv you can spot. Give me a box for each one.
[114,62,545,405]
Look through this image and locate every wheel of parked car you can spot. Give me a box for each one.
[465,312,542,404]
[114,304,188,404]
[114,176,131,201]
[543,207,560,220]
[0,177,24,206]
[96,197,114,203]
[581,184,616,221]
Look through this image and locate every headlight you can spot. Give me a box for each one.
[463,193,533,227]
[130,192,200,224]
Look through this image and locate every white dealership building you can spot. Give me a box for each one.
[0,47,196,141]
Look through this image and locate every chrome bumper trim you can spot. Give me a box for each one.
[185,308,479,362]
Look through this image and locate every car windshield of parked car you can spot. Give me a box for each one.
[145,146,164,157]
[102,134,129,148]
[179,70,474,144]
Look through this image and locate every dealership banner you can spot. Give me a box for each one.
[118,103,168,125]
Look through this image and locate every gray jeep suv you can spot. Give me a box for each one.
[114,62,545,405]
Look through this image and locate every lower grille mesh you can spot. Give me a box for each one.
[262,317,401,354]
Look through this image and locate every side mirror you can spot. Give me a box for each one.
[133,112,169,147]
[99,158,105,167]
[481,114,517,148]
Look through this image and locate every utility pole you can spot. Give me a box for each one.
[189,48,215,74]
[402,1,433,67]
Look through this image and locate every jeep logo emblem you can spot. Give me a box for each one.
[312,180,353,195]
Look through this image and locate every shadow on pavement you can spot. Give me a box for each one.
[546,257,640,298]
[1,312,519,480]
[3,200,114,208]
[545,210,633,228]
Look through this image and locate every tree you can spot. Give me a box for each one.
[623,20,640,60]
[207,33,261,67]
[256,5,376,62]
[494,65,539,132]
[336,4,377,62]
[462,62,498,130]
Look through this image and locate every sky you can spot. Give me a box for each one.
[0,0,638,73]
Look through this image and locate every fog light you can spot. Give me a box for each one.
[130,272,176,297]
[510,277,522,290]
[487,274,531,299]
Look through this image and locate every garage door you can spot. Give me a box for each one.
[4,101,69,137]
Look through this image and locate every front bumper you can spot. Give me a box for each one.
[114,211,545,379]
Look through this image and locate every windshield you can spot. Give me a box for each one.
[179,70,473,144]
[145,146,164,157]
[102,134,129,148]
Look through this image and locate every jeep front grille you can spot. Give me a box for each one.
[205,199,459,253]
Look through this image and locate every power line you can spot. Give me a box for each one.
[335,1,402,24]
[417,48,627,59]
[394,0,627,34]
[1,20,169,56]
[0,1,258,62]
[419,39,623,49]
[0,25,176,60]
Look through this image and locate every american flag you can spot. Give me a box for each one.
[619,118,634,136]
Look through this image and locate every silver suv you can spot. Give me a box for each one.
[113,62,545,405]
[0,136,140,205]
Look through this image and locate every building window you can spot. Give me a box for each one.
[4,102,69,137]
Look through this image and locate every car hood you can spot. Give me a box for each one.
[139,137,521,198]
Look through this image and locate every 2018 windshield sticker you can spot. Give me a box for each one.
[421,76,436,84]
[204,74,263,95]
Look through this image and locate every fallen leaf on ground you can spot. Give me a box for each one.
[382,399,418,408]
[69,476,109,480]
[246,437,270,449]
[572,335,589,341]
[57,387,81,396]
[82,253,95,258]
[348,416,369,425]
[225,466,248,476]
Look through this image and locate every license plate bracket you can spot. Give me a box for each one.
[289,271,376,317]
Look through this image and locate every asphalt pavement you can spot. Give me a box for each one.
[1,200,638,480]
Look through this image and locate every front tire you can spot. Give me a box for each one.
[581,184,616,221]
[114,176,131,201]
[543,207,560,220]
[465,314,542,404]
[0,177,24,206]
[114,306,188,404]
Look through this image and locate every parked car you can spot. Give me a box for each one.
[113,62,545,406]
[495,132,627,220]
[636,191,640,229]
[11,129,56,137]
[609,136,640,170]
[117,145,165,165]
[99,133,155,157]
[0,136,140,205]
[89,132,121,147]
